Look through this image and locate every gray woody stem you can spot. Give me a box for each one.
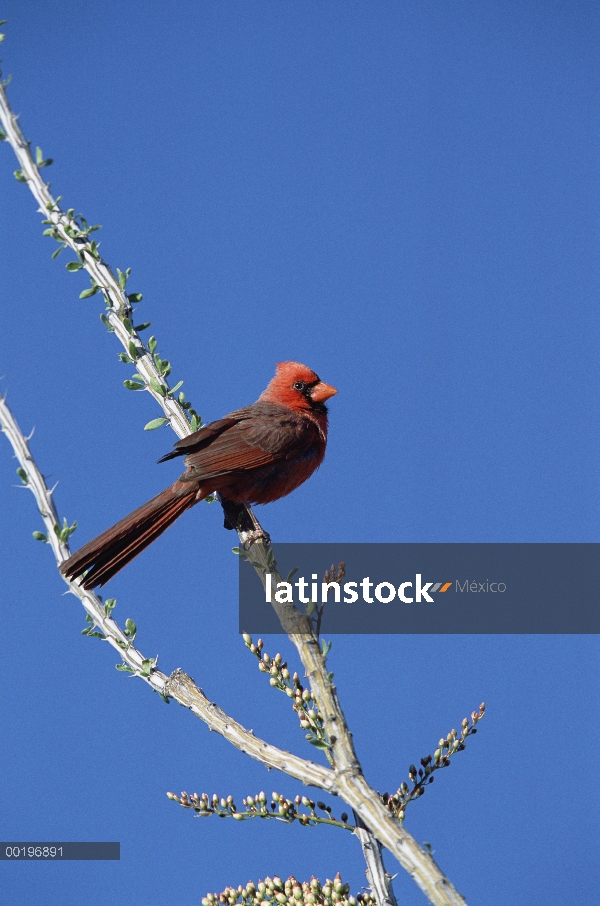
[0,393,333,794]
[0,82,468,906]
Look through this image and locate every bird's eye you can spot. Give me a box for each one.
[293,381,306,392]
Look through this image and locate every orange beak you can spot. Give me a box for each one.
[311,381,338,403]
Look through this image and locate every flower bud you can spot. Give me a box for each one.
[302,689,311,702]
[243,633,252,645]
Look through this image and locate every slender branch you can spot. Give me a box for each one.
[0,80,467,906]
[0,393,333,792]
[353,812,398,906]
[239,553,468,906]
[0,81,191,438]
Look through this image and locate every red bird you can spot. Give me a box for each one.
[60,362,337,589]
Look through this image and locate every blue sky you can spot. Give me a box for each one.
[1,3,598,905]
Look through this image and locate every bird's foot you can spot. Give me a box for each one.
[241,527,271,549]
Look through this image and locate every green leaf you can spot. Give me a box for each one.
[80,286,98,299]
[170,380,183,394]
[232,547,248,559]
[149,377,166,397]
[51,244,66,259]
[100,313,114,332]
[42,228,57,238]
[328,672,335,682]
[14,169,26,182]
[127,341,140,360]
[117,268,128,289]
[104,598,117,615]
[308,738,332,749]
[116,663,135,673]
[134,322,151,332]
[16,467,28,485]
[190,414,201,432]
[0,127,6,142]
[32,531,48,542]
[66,260,83,271]
[147,336,157,353]
[127,292,142,303]
[118,352,133,363]
[123,317,133,334]
[140,658,154,677]
[125,618,137,639]
[144,417,168,431]
[124,379,145,390]
[306,601,317,616]
[286,568,299,582]
[158,692,170,704]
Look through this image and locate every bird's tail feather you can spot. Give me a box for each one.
[60,484,198,590]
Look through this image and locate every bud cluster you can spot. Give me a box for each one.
[242,635,330,751]
[167,789,353,831]
[383,702,486,821]
[201,873,376,906]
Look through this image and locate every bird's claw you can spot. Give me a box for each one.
[242,528,271,550]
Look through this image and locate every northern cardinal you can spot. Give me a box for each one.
[60,361,337,589]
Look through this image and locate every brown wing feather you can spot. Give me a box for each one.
[177,403,322,484]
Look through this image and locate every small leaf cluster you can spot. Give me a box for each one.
[381,703,486,821]
[201,873,375,906]
[32,517,77,545]
[242,635,331,752]
[41,198,102,263]
[81,598,116,638]
[13,142,52,182]
[167,789,353,830]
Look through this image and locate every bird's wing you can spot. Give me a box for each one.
[157,409,253,463]
[178,408,320,483]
